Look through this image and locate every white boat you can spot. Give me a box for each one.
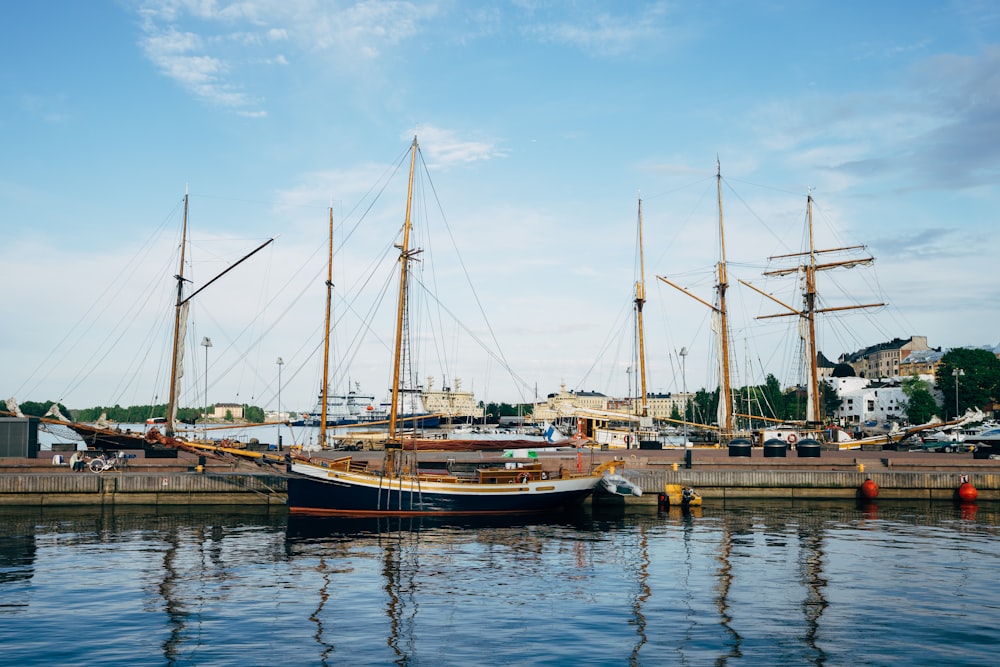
[599,472,643,497]
[965,425,1000,446]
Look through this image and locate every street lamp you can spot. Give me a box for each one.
[201,337,212,421]
[679,347,688,446]
[953,368,965,418]
[276,357,284,422]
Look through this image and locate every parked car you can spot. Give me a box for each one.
[973,443,1000,460]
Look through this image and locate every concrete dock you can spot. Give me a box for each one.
[1,446,997,507]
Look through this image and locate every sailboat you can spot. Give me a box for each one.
[286,137,602,516]
[37,192,273,452]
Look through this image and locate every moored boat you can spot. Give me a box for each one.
[286,137,602,516]
[287,450,599,516]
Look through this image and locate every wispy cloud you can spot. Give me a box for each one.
[134,0,438,115]
[519,1,676,58]
[407,126,508,166]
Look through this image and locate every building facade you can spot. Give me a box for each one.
[838,336,934,379]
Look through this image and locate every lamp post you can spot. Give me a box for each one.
[679,347,688,446]
[953,368,965,419]
[201,337,212,421]
[276,357,284,421]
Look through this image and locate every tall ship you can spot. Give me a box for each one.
[286,137,602,515]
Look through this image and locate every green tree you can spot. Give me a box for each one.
[243,405,265,423]
[16,400,73,420]
[902,373,938,424]
[692,388,717,426]
[935,348,1000,419]
[484,402,522,423]
[760,374,785,420]
[821,381,842,423]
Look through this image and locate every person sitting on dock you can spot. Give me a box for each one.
[69,450,85,472]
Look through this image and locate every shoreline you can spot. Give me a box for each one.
[1,446,996,506]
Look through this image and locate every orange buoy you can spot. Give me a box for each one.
[957,481,978,503]
[859,478,879,500]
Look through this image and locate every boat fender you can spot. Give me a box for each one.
[540,471,548,480]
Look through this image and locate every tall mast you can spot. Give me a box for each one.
[656,160,734,443]
[389,137,419,441]
[319,205,334,448]
[715,159,734,440]
[804,195,820,423]
[635,195,648,417]
[165,191,190,437]
[740,190,884,425]
[161,192,274,438]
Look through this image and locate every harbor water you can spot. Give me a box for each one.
[1,500,997,666]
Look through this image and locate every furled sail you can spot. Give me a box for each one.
[170,301,189,427]
[5,397,25,418]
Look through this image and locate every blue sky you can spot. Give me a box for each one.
[3,1,999,414]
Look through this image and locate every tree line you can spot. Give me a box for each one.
[11,348,998,429]
[13,401,267,424]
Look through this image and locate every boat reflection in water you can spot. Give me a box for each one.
[2,501,999,666]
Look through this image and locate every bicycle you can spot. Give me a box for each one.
[89,451,130,473]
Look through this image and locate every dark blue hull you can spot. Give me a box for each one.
[286,474,594,517]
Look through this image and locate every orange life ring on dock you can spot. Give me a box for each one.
[517,472,531,484]
[787,433,798,444]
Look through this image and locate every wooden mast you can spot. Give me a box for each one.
[740,191,884,425]
[319,205,334,448]
[161,192,274,438]
[389,137,419,441]
[165,191,189,437]
[656,160,734,443]
[715,159,734,441]
[635,195,648,418]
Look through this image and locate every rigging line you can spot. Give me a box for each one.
[412,163,452,387]
[23,199,184,402]
[413,146,524,401]
[59,248,180,404]
[641,173,715,202]
[576,298,632,391]
[718,174,798,257]
[406,274,533,395]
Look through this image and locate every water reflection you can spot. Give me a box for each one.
[0,501,996,666]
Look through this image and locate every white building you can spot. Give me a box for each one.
[830,378,910,429]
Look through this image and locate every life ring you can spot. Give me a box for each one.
[787,433,798,444]
[624,434,632,445]
[517,472,531,484]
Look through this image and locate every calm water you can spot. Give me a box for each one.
[1,500,997,666]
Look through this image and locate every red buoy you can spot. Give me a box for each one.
[957,481,978,503]
[859,478,879,500]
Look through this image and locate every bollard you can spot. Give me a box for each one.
[672,462,679,471]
